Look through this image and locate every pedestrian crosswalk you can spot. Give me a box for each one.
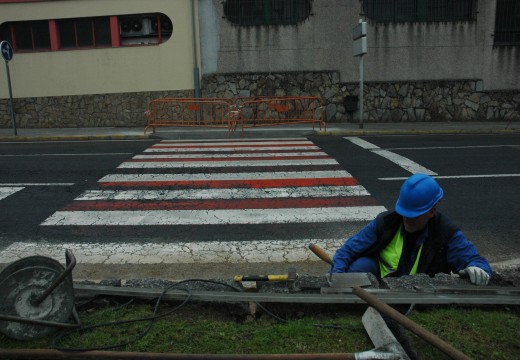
[14,138,387,266]
[0,186,24,200]
[41,138,386,227]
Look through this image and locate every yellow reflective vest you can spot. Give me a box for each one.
[379,226,423,278]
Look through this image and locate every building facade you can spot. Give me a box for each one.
[1,0,519,127]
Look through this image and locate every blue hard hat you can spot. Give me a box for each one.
[395,174,443,218]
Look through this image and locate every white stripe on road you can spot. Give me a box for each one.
[119,159,339,168]
[0,187,24,200]
[41,206,386,226]
[99,170,353,183]
[134,152,328,159]
[155,140,314,146]
[0,183,75,186]
[345,137,437,175]
[158,138,310,143]
[380,174,520,180]
[76,186,371,201]
[145,146,320,152]
[0,238,345,265]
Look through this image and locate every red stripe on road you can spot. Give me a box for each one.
[100,177,358,188]
[64,197,379,211]
[127,155,331,162]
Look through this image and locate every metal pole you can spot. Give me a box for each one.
[359,55,364,129]
[4,60,17,135]
[191,0,201,98]
[352,286,471,360]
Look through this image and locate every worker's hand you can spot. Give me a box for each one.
[458,266,490,286]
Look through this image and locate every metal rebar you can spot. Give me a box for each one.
[0,349,355,360]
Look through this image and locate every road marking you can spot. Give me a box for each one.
[145,145,320,152]
[0,239,345,264]
[76,186,371,201]
[380,174,520,180]
[157,140,314,146]
[345,137,437,175]
[133,151,328,159]
[0,153,133,157]
[41,207,386,226]
[99,170,353,183]
[0,183,74,186]
[158,138,309,143]
[41,137,386,230]
[118,159,339,168]
[0,187,24,200]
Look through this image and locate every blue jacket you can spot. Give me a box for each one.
[333,211,492,276]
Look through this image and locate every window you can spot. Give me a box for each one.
[494,0,520,45]
[363,0,475,22]
[0,20,50,51]
[0,13,172,52]
[119,14,172,45]
[57,16,111,49]
[224,0,312,26]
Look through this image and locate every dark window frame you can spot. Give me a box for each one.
[223,0,312,27]
[57,16,111,49]
[494,0,520,46]
[362,0,477,23]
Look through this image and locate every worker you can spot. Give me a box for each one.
[333,173,492,285]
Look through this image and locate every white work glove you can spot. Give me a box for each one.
[458,266,490,286]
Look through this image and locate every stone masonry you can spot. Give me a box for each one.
[1,72,518,128]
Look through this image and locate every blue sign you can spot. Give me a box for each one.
[1,41,14,62]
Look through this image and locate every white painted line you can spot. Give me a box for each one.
[0,239,346,264]
[0,187,24,200]
[145,146,320,152]
[380,174,520,180]
[156,140,314,146]
[345,137,437,175]
[0,183,75,186]
[387,145,520,151]
[371,149,437,175]
[99,170,353,183]
[0,153,133,157]
[134,152,328,159]
[118,159,339,169]
[76,186,371,201]
[158,138,309,143]
[41,206,387,226]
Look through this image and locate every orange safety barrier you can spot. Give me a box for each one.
[144,98,239,135]
[234,96,326,136]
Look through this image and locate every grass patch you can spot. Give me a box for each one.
[1,301,519,359]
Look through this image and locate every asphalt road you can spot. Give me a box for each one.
[0,134,519,279]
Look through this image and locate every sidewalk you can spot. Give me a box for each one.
[0,121,519,141]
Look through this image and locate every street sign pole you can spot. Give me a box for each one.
[352,20,367,129]
[4,60,16,136]
[1,40,16,136]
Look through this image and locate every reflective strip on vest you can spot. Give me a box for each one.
[379,226,423,278]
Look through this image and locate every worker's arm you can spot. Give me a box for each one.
[333,219,379,273]
[446,230,492,285]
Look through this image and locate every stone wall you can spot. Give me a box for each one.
[0,90,192,128]
[1,71,518,128]
[202,71,520,123]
